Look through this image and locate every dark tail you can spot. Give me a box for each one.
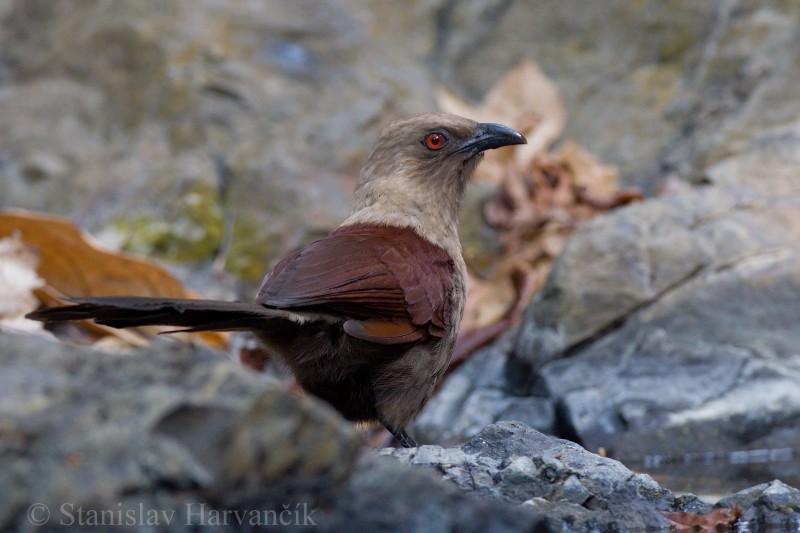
[26,296,295,332]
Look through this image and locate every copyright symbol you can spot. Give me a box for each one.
[27,503,50,526]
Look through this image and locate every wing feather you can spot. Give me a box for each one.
[256,224,453,341]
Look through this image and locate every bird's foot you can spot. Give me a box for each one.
[380,418,418,448]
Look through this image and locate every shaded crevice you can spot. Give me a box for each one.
[552,397,582,445]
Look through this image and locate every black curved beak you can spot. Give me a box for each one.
[455,122,527,156]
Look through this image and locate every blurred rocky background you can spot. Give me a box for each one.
[2,0,800,531]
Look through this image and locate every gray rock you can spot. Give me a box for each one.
[509,176,800,458]
[495,3,800,460]
[4,0,796,278]
[384,421,687,532]
[388,422,800,531]
[5,0,800,518]
[0,330,360,531]
[0,0,437,275]
[0,331,545,532]
[717,480,800,531]
[329,455,546,533]
[437,1,800,192]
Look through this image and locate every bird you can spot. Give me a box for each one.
[27,112,526,448]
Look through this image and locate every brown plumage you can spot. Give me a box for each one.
[27,113,526,447]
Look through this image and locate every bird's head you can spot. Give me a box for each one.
[349,113,526,232]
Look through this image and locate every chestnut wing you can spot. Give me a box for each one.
[256,225,453,342]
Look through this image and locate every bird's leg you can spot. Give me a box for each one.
[379,418,418,448]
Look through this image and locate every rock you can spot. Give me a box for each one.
[0,330,360,530]
[717,480,800,531]
[0,0,437,279]
[437,1,800,192]
[0,331,545,532]
[4,0,800,514]
[507,163,800,457]
[0,320,797,531]
[434,0,713,189]
[388,422,800,531]
[5,0,795,281]
[329,455,545,533]
[384,421,696,532]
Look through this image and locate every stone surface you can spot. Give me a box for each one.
[5,1,798,284]
[0,331,545,532]
[388,422,800,531]
[508,169,800,458]
[385,421,691,532]
[717,480,800,531]
[0,331,795,531]
[0,0,437,283]
[0,331,358,530]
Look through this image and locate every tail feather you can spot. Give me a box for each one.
[26,296,295,332]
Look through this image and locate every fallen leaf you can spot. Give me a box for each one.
[0,210,227,348]
[481,60,566,167]
[437,59,567,184]
[558,141,619,199]
[447,61,642,364]
[663,506,741,530]
[0,210,188,298]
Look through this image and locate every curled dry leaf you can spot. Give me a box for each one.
[0,210,227,349]
[437,59,567,184]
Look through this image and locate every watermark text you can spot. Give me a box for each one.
[25,502,318,527]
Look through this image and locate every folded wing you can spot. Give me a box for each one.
[256,224,454,344]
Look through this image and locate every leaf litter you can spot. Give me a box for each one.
[437,60,643,365]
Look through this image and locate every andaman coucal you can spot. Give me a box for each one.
[27,112,527,447]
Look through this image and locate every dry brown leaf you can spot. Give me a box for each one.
[0,210,188,297]
[482,60,566,167]
[558,140,619,199]
[437,59,567,183]
[663,506,741,530]
[460,272,516,333]
[0,210,227,348]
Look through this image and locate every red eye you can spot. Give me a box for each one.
[424,132,447,150]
